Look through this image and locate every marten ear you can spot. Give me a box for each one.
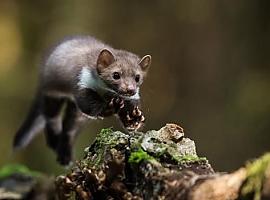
[139,55,151,72]
[97,49,115,72]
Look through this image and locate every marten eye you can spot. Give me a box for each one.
[112,72,120,80]
[135,75,140,82]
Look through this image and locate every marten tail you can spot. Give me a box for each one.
[13,94,45,150]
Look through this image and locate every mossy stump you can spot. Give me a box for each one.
[55,124,214,199]
[1,124,270,199]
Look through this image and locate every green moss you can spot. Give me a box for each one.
[172,155,207,164]
[82,128,129,167]
[83,128,207,169]
[0,164,41,179]
[96,127,114,145]
[95,128,129,147]
[100,128,113,135]
[128,148,155,164]
[241,153,270,200]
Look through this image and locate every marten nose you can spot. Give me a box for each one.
[126,86,136,95]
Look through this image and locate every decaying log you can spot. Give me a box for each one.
[1,124,269,199]
[54,124,270,200]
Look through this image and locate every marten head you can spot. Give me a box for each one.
[96,49,151,98]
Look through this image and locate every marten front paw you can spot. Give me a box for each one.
[109,97,124,113]
[121,106,145,131]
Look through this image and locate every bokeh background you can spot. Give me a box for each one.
[0,0,269,175]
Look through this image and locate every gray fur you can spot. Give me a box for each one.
[40,36,146,99]
[14,36,151,157]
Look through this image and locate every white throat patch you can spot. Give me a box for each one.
[78,67,140,100]
[78,67,105,90]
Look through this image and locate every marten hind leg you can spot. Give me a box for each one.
[42,95,65,152]
[57,99,82,165]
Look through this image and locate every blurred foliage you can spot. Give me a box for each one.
[0,164,40,179]
[0,0,269,174]
[241,153,270,200]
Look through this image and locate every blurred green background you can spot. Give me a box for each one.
[0,0,269,175]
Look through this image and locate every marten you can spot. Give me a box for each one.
[13,36,151,165]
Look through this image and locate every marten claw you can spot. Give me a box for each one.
[126,113,132,121]
[132,109,136,116]
[130,106,141,117]
[141,115,145,122]
[123,107,145,131]
[136,108,142,116]
[109,99,114,107]
[126,121,143,131]
[127,125,135,131]
[120,103,125,109]
[109,97,124,113]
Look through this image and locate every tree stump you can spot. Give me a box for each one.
[55,124,270,200]
[1,124,270,199]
